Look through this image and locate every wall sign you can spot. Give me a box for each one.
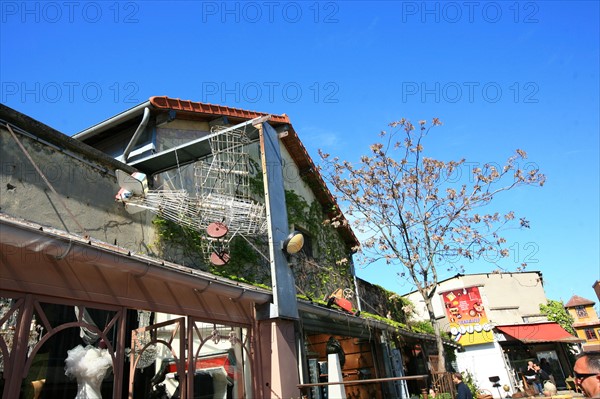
[441,286,494,346]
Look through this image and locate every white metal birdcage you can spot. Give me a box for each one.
[119,118,268,265]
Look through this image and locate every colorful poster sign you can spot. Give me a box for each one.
[441,286,493,346]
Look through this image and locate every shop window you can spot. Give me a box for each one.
[1,295,252,399]
[129,313,252,399]
[1,296,121,399]
[304,333,382,399]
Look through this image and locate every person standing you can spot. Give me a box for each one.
[535,364,556,395]
[525,361,543,395]
[574,351,600,398]
[453,373,474,399]
[540,358,555,384]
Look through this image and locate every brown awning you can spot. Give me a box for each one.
[496,322,584,344]
[0,214,271,324]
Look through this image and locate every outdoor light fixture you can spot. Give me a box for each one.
[283,231,304,255]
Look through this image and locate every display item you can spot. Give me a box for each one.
[65,345,113,399]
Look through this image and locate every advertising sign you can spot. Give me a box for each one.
[441,286,493,346]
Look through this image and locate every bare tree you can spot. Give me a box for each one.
[318,118,545,371]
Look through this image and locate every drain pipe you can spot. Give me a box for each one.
[119,107,151,163]
[73,101,150,141]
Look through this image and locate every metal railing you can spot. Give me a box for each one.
[298,374,430,397]
[432,372,457,398]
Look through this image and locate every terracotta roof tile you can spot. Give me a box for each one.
[150,96,290,124]
[565,295,595,308]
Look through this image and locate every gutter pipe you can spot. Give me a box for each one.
[73,101,151,141]
[297,301,461,348]
[119,106,151,163]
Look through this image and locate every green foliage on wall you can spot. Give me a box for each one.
[411,320,435,335]
[152,217,205,267]
[153,215,273,285]
[540,299,576,335]
[151,184,352,297]
[152,153,353,306]
[283,189,355,299]
[362,283,415,325]
[360,311,407,330]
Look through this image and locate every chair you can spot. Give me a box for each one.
[565,376,582,394]
[521,374,536,396]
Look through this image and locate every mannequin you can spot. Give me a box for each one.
[65,345,113,399]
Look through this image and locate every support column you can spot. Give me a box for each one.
[259,318,300,399]
[328,353,347,399]
[256,120,301,398]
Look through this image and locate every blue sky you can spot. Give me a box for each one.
[1,1,598,305]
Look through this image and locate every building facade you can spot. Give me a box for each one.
[403,272,583,397]
[564,295,600,352]
[1,100,451,398]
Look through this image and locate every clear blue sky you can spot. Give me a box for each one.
[1,1,598,305]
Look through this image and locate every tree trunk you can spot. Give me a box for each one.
[424,296,447,373]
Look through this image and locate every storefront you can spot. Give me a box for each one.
[495,322,584,390]
[0,215,269,398]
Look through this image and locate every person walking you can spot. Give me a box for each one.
[574,351,600,398]
[453,373,474,399]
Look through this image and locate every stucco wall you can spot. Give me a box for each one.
[0,123,157,254]
[404,272,548,326]
[89,117,357,299]
[568,304,600,348]
[456,341,515,396]
[272,137,357,299]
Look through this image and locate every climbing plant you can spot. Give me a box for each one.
[283,189,356,299]
[462,370,481,398]
[540,299,576,334]
[152,217,206,268]
[152,152,355,303]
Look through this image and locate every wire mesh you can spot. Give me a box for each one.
[122,123,267,264]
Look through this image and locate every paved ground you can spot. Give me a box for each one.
[555,390,584,397]
[517,390,584,398]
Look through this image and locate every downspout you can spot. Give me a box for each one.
[119,106,151,163]
[73,101,150,141]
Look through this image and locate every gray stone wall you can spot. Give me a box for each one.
[357,278,409,323]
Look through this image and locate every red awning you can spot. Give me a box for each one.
[496,322,584,344]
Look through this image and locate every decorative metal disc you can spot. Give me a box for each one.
[210,251,230,266]
[207,222,229,238]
